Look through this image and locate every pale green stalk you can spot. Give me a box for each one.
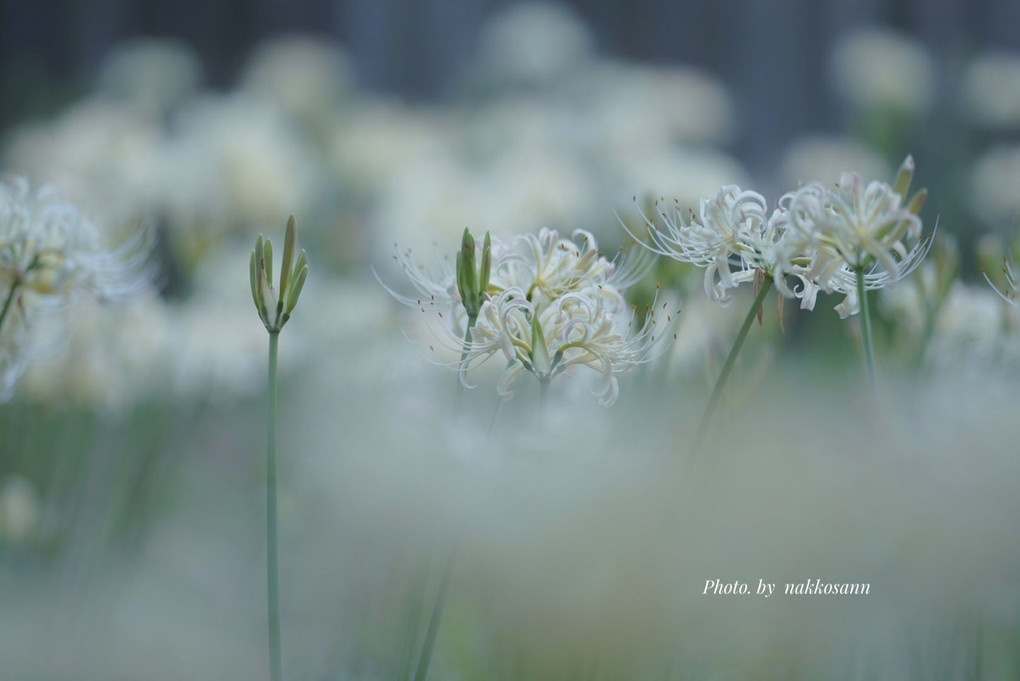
[693,279,773,452]
[266,331,282,681]
[855,267,876,384]
[538,377,550,412]
[455,316,477,405]
[412,547,457,681]
[0,278,20,336]
[487,395,503,436]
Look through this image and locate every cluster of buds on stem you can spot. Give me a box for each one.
[250,215,308,333]
[456,227,491,322]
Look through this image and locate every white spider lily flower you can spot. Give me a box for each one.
[0,178,153,303]
[629,186,816,309]
[379,227,653,338]
[0,177,155,400]
[442,286,676,406]
[503,227,654,309]
[777,157,931,317]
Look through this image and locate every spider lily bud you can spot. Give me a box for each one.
[893,154,915,197]
[456,227,491,320]
[251,215,308,333]
[907,188,927,216]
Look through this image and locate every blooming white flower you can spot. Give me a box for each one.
[380,227,652,325]
[381,227,663,405]
[441,286,674,406]
[0,177,153,400]
[505,227,653,309]
[777,157,931,317]
[629,185,815,309]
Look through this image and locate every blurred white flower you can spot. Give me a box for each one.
[585,63,736,147]
[173,94,321,238]
[96,39,202,116]
[19,296,169,412]
[329,102,448,197]
[927,283,1011,369]
[971,144,1020,227]
[0,177,154,400]
[0,475,40,545]
[240,35,354,129]
[476,2,594,87]
[613,146,749,218]
[831,28,935,114]
[2,100,165,232]
[780,136,891,189]
[0,177,151,301]
[963,51,1020,130]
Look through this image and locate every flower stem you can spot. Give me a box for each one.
[855,268,876,385]
[413,545,457,681]
[538,377,550,412]
[0,278,20,337]
[266,331,282,681]
[455,316,477,406]
[693,278,773,452]
[487,395,503,436]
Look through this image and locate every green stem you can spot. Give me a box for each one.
[266,331,282,681]
[413,546,457,681]
[487,395,503,436]
[0,278,20,337]
[693,279,773,452]
[538,377,549,413]
[856,268,876,385]
[455,316,477,407]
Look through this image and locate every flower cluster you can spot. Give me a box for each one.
[383,227,668,406]
[633,156,930,319]
[0,177,154,400]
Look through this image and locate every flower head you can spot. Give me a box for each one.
[777,155,931,317]
[0,177,155,400]
[381,226,665,405]
[504,227,653,309]
[630,186,815,309]
[448,286,676,406]
[629,156,931,319]
[250,215,308,333]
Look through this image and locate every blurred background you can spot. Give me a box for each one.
[2,1,1020,679]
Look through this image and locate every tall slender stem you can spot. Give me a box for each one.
[855,268,876,385]
[538,377,549,412]
[413,545,457,681]
[266,331,282,681]
[693,279,773,452]
[455,316,477,406]
[0,278,20,337]
[487,395,503,436]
